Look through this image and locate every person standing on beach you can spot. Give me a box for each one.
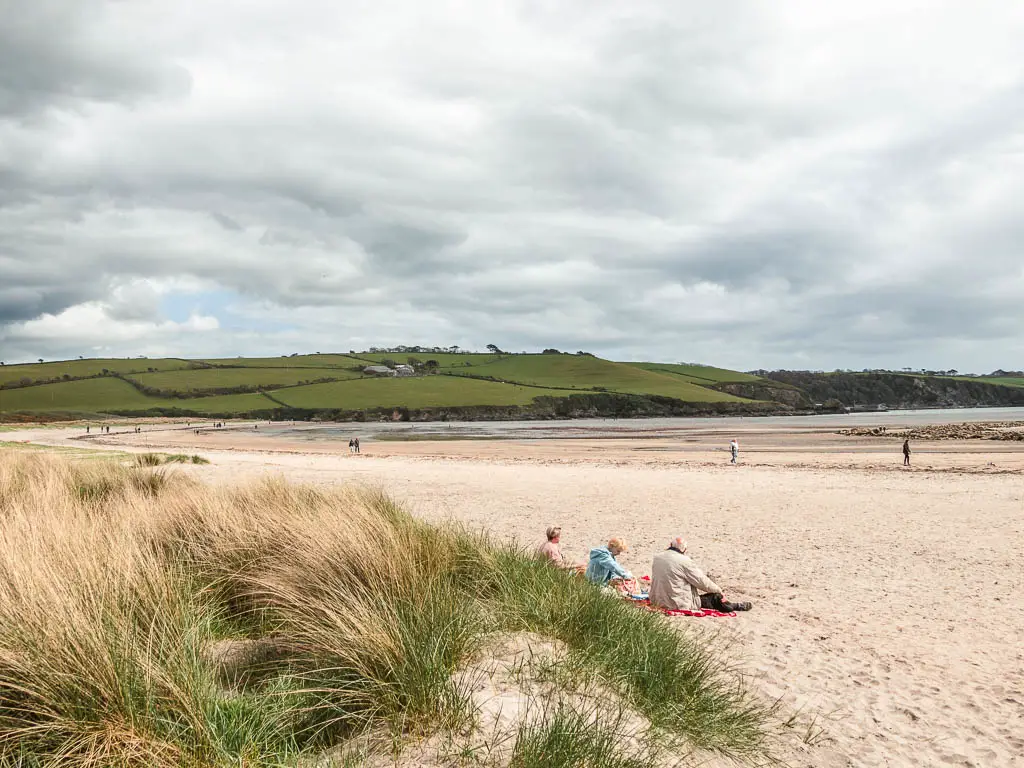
[348,438,355,454]
[729,439,739,464]
[354,437,361,454]
[903,439,911,466]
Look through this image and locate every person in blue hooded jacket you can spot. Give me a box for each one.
[585,538,631,585]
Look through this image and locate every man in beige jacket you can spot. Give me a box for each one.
[649,537,752,613]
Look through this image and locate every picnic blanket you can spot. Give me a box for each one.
[618,576,737,618]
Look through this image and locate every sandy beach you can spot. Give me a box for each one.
[4,419,1023,767]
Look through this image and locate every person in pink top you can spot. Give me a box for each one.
[536,526,583,572]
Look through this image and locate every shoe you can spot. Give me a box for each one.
[733,602,753,611]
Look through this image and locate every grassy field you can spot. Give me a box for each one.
[273,376,579,409]
[0,378,171,412]
[0,453,774,766]
[128,367,360,393]
[0,378,274,415]
[0,358,191,387]
[197,354,367,368]
[1,353,766,417]
[449,355,747,402]
[624,361,761,385]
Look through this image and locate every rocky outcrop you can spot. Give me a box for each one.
[838,422,1024,441]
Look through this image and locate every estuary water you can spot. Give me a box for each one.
[261,406,1024,442]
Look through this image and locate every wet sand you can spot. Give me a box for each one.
[4,420,1023,767]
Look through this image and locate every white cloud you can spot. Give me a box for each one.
[2,0,1024,372]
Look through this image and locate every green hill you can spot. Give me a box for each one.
[0,378,273,414]
[448,355,744,402]
[357,352,502,368]
[197,354,366,368]
[623,362,761,385]
[0,352,777,419]
[273,377,579,410]
[0,358,190,387]
[127,367,359,395]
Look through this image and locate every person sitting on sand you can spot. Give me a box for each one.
[585,538,631,585]
[536,526,566,565]
[536,526,585,572]
[649,537,751,612]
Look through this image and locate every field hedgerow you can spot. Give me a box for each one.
[0,452,774,767]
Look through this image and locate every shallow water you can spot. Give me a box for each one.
[263,406,1024,442]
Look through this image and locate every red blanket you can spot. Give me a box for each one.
[616,576,737,617]
[635,598,736,618]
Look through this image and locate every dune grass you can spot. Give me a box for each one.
[135,452,210,466]
[0,453,773,766]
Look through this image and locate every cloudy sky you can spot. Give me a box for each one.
[2,1,1023,372]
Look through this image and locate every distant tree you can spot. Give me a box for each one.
[423,360,439,373]
[78,356,84,359]
[407,357,422,367]
[542,348,561,355]
[37,359,43,364]
[290,353,298,357]
[380,358,397,368]
[486,344,503,354]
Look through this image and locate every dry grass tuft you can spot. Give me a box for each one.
[0,452,773,767]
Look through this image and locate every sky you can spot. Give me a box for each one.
[2,1,1023,373]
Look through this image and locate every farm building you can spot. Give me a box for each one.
[363,365,396,377]
[394,364,415,376]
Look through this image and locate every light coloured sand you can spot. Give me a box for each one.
[5,423,1023,767]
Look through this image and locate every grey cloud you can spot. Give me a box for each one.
[210,212,243,231]
[2,1,1024,371]
[0,0,190,119]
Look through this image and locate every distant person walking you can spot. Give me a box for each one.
[903,439,911,466]
[729,439,739,465]
[348,438,355,454]
[354,437,361,454]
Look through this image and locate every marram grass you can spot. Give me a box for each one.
[0,452,773,766]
